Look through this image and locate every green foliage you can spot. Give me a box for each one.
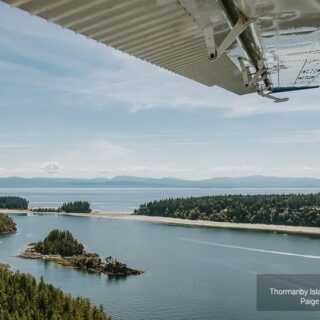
[134,193,320,227]
[0,196,28,210]
[32,208,60,213]
[0,268,111,320]
[0,213,16,234]
[104,257,129,274]
[35,230,84,257]
[60,201,91,213]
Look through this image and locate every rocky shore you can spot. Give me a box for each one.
[0,213,17,234]
[0,228,17,235]
[0,263,10,270]
[17,244,143,277]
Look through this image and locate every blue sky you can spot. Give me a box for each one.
[0,2,320,179]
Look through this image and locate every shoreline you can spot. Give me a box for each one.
[17,244,143,277]
[2,209,320,237]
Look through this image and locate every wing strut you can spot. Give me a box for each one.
[195,0,254,61]
[216,14,254,61]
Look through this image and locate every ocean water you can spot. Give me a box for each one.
[1,188,320,319]
[0,187,320,212]
[1,214,320,320]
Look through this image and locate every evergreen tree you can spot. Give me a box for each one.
[0,196,28,210]
[35,230,84,256]
[0,266,111,319]
[134,193,320,227]
[60,201,91,213]
[0,214,16,234]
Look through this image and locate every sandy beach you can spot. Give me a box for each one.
[2,209,320,236]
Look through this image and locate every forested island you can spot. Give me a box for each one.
[0,196,91,214]
[18,229,143,277]
[134,193,320,227]
[0,213,16,234]
[32,201,92,213]
[0,196,28,209]
[60,201,92,213]
[0,264,111,319]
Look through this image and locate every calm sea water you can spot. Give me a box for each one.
[1,187,320,212]
[1,188,320,319]
[1,215,320,320]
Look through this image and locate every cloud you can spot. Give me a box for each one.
[0,144,38,148]
[99,165,192,176]
[261,130,320,144]
[267,166,320,178]
[44,139,130,176]
[1,2,320,181]
[207,165,263,176]
[3,162,320,179]
[91,139,128,159]
[1,1,320,118]
[41,162,60,174]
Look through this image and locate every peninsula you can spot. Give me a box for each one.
[134,193,320,227]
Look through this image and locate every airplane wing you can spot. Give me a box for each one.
[2,0,320,101]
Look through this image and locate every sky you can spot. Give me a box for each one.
[0,2,320,179]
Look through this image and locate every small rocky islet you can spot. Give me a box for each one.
[17,229,143,277]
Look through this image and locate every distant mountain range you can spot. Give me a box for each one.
[1,176,320,188]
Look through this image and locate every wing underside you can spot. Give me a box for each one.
[1,0,255,95]
[1,0,320,98]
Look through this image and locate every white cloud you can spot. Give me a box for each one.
[3,162,320,179]
[207,165,263,176]
[1,2,319,118]
[41,162,60,174]
[267,166,320,178]
[99,165,192,176]
[1,1,320,118]
[1,2,320,181]
[91,139,128,159]
[261,130,320,144]
[42,139,131,176]
[0,144,38,148]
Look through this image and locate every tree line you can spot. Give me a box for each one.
[134,193,320,227]
[0,196,91,214]
[60,201,91,213]
[33,201,92,213]
[0,266,111,319]
[0,196,28,210]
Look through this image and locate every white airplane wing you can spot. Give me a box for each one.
[2,0,320,101]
